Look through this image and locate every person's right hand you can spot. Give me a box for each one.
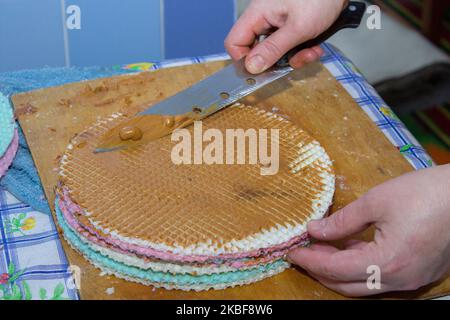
[225,0,348,74]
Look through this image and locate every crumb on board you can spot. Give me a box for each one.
[336,175,350,191]
[14,103,38,117]
[105,287,115,295]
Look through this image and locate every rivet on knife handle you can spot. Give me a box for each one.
[276,1,366,68]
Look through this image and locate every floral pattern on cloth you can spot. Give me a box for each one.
[0,262,67,300]
[4,213,36,236]
[0,190,77,300]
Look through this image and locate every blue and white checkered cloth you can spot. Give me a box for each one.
[321,44,432,170]
[0,44,433,300]
[0,191,78,300]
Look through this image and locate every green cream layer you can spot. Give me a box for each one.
[0,93,15,156]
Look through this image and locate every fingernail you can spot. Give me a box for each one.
[247,55,266,74]
[286,255,295,264]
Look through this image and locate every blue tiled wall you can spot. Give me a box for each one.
[164,0,235,59]
[0,0,66,72]
[0,0,235,72]
[66,0,162,67]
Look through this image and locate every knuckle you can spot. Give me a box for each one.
[359,192,374,210]
[224,33,233,47]
[291,20,306,33]
[358,192,379,220]
[224,38,231,50]
[331,210,347,231]
[259,38,283,59]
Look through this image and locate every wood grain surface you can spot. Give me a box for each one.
[11,61,450,299]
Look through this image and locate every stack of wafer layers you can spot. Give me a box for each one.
[55,104,335,291]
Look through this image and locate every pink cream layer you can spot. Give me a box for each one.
[0,130,18,178]
[59,197,300,269]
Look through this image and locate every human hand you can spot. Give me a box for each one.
[225,0,348,74]
[289,164,450,297]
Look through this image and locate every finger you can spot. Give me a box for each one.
[307,196,376,241]
[289,46,324,69]
[311,45,325,57]
[224,8,271,60]
[312,275,383,297]
[288,245,377,282]
[245,25,305,74]
[309,243,340,254]
[344,239,368,250]
[309,269,388,297]
[287,243,338,264]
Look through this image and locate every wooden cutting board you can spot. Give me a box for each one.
[11,61,450,299]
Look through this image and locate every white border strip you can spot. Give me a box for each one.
[159,0,166,60]
[60,0,71,67]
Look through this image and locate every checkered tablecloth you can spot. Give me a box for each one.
[0,44,433,300]
[0,191,78,300]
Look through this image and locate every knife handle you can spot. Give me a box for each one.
[276,1,366,68]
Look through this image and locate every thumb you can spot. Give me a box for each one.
[308,196,376,241]
[245,25,304,74]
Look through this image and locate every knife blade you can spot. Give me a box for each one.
[94,59,293,153]
[95,1,366,153]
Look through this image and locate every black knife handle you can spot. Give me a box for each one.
[276,1,366,68]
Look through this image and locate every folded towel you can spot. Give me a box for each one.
[0,127,51,214]
[0,66,135,213]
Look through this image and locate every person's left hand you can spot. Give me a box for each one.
[288,164,450,297]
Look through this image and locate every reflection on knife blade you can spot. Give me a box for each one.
[94,59,293,153]
[94,104,220,153]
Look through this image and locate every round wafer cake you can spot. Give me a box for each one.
[56,104,335,290]
[0,93,18,178]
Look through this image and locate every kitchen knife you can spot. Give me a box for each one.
[95,1,366,153]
